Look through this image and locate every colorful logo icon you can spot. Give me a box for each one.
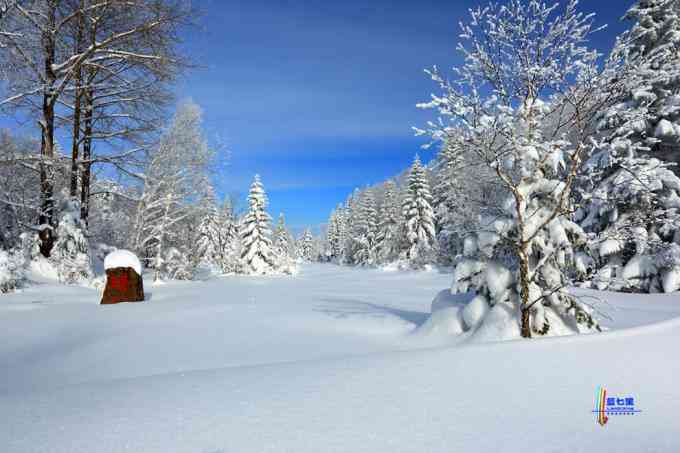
[593,386,641,426]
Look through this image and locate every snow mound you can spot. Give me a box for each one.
[414,290,470,338]
[104,250,142,275]
[418,288,589,343]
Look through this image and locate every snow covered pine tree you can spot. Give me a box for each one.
[240,175,278,275]
[399,156,436,268]
[352,190,379,265]
[298,228,315,262]
[374,180,401,264]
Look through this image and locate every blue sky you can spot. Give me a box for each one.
[178,0,636,233]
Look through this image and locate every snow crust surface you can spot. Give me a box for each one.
[1,264,679,453]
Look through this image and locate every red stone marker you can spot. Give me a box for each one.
[101,267,144,304]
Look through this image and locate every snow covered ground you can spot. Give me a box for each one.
[1,263,679,452]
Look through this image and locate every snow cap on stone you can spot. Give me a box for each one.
[104,250,142,275]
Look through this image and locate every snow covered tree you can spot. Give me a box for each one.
[432,140,466,264]
[88,180,137,251]
[375,180,401,264]
[0,248,24,293]
[335,205,349,262]
[274,213,294,258]
[343,189,362,264]
[353,190,379,265]
[273,213,297,272]
[299,228,315,262]
[50,191,93,284]
[576,0,680,292]
[130,100,212,282]
[325,209,341,261]
[194,185,240,274]
[240,175,277,275]
[417,0,609,337]
[399,156,436,267]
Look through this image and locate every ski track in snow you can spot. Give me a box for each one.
[1,263,679,453]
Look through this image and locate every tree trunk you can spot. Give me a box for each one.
[518,244,532,338]
[80,90,92,226]
[80,16,97,226]
[70,3,85,199]
[38,0,58,258]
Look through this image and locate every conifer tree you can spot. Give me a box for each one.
[353,190,379,265]
[577,0,680,292]
[299,228,315,261]
[375,180,401,264]
[400,156,436,266]
[240,175,277,275]
[274,213,293,258]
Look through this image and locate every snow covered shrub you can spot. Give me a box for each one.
[50,193,93,284]
[159,247,194,280]
[657,244,680,293]
[576,0,680,293]
[417,0,609,337]
[0,249,24,293]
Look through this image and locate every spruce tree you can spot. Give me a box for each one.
[577,0,680,292]
[274,213,293,258]
[432,141,465,264]
[300,228,315,261]
[353,190,378,265]
[400,156,436,266]
[375,180,400,264]
[240,175,277,275]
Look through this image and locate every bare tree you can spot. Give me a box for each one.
[0,0,192,256]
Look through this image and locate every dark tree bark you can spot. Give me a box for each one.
[38,0,58,258]
[69,1,85,199]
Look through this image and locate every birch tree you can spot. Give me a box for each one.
[417,0,612,337]
[130,99,211,281]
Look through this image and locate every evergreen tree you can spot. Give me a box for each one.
[375,180,401,264]
[50,191,93,284]
[577,0,680,292]
[432,141,466,264]
[195,186,240,274]
[240,175,277,275]
[299,228,315,261]
[274,213,293,258]
[343,189,362,264]
[400,156,436,267]
[353,190,379,265]
[325,209,340,261]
